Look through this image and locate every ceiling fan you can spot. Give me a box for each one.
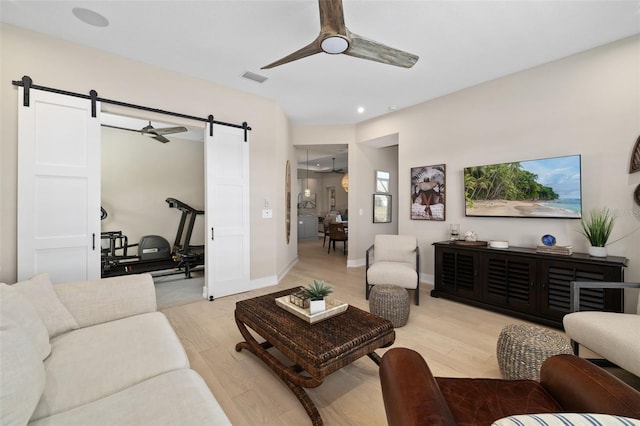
[262,0,419,69]
[102,121,187,143]
[316,158,345,174]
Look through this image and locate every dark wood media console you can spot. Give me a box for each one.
[431,241,628,329]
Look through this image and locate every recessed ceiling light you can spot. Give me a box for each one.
[357,106,365,114]
[388,105,398,111]
[72,7,109,27]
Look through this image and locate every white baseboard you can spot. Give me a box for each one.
[251,274,279,290]
[347,258,366,268]
[421,273,434,285]
[278,257,298,281]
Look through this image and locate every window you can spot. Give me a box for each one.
[376,170,390,193]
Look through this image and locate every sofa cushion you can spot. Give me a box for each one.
[0,318,46,426]
[53,274,157,328]
[492,413,640,425]
[28,369,231,426]
[374,235,417,264]
[0,283,50,360]
[13,273,78,337]
[563,311,640,377]
[367,261,418,289]
[31,312,190,420]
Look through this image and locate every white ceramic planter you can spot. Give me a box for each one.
[309,299,326,315]
[588,246,608,257]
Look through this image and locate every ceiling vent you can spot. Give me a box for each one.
[242,71,268,83]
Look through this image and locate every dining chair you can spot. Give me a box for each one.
[322,215,337,247]
[327,222,347,255]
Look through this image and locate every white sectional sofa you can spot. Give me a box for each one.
[0,273,230,426]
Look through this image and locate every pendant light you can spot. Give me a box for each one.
[341,174,349,192]
[304,149,311,197]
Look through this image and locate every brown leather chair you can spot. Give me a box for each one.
[379,348,640,426]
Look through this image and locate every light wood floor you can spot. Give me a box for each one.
[160,238,631,425]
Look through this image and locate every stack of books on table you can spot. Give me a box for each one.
[536,245,573,255]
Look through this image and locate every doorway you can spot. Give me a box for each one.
[101,113,205,307]
[294,145,348,259]
[17,87,251,306]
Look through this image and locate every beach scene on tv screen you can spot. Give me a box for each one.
[464,155,582,218]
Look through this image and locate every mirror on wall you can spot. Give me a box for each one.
[373,194,392,223]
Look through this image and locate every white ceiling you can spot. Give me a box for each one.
[2,0,639,129]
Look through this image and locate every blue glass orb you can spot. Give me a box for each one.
[541,234,556,246]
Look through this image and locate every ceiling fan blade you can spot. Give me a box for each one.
[102,123,174,143]
[140,122,173,143]
[101,124,137,132]
[319,0,346,34]
[151,126,188,136]
[345,30,419,68]
[261,39,323,69]
[152,134,170,143]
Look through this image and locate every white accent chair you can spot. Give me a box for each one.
[366,235,420,305]
[563,281,640,377]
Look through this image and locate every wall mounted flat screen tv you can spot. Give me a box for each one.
[464,154,582,218]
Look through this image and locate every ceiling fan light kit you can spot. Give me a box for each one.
[321,36,349,54]
[262,0,418,69]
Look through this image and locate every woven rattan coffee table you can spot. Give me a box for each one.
[235,288,395,425]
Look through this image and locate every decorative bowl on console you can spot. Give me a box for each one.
[541,234,556,246]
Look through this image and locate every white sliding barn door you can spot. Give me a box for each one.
[17,88,101,282]
[204,124,250,299]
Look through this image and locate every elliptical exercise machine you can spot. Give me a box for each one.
[100,198,205,278]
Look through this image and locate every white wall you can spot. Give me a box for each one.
[356,35,640,289]
[348,143,399,264]
[0,24,294,284]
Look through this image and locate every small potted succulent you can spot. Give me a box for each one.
[580,207,615,257]
[302,280,333,314]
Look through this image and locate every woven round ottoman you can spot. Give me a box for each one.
[497,324,573,381]
[369,285,410,327]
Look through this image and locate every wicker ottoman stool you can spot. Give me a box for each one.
[369,285,410,327]
[497,324,573,381]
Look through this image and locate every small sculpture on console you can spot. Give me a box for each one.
[464,231,477,242]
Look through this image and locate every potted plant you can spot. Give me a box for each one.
[302,280,333,314]
[580,207,615,257]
